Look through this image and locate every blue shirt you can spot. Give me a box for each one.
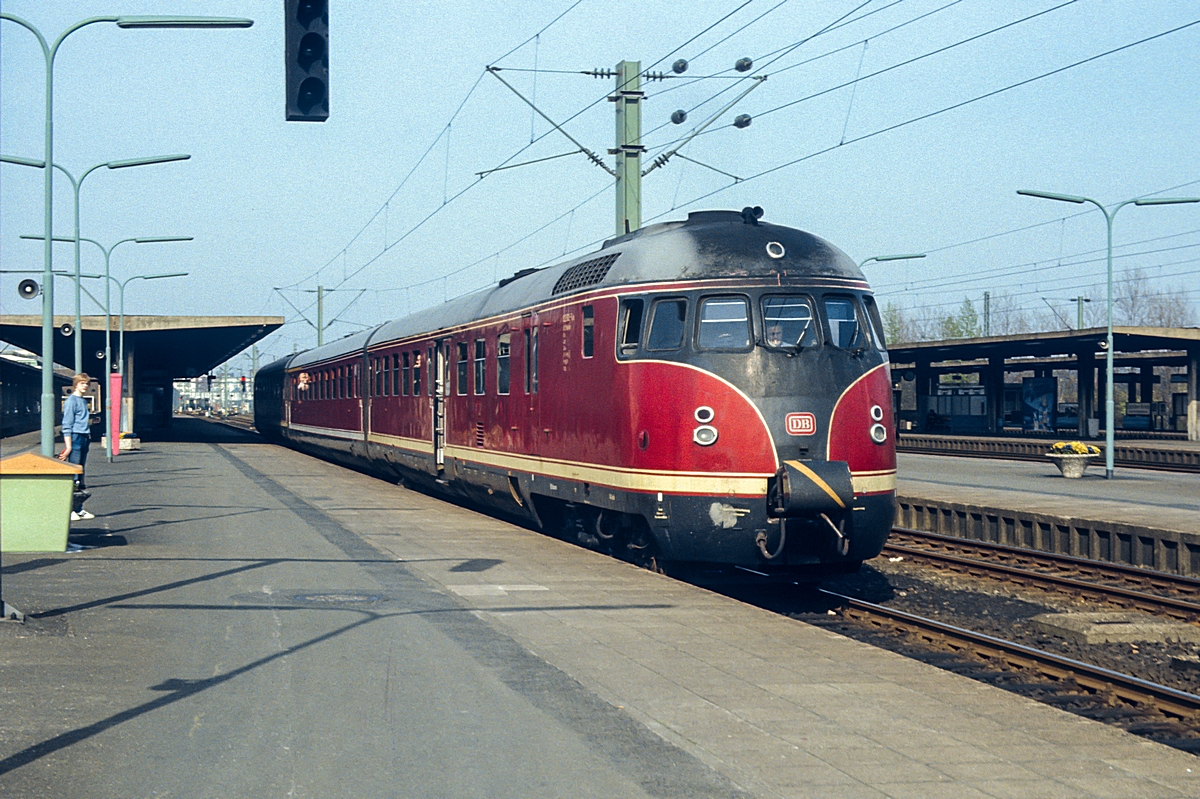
[62,393,90,435]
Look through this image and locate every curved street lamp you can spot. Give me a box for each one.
[858,253,926,269]
[2,153,190,372]
[21,234,193,460]
[1,11,251,456]
[1018,190,1200,478]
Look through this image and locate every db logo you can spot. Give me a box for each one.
[785,412,816,436]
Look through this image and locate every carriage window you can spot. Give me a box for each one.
[412,351,422,395]
[474,339,486,395]
[762,296,818,349]
[427,347,434,396]
[497,333,511,395]
[582,306,594,358]
[862,295,887,351]
[647,298,687,351]
[825,297,865,349]
[376,358,384,396]
[698,296,751,350]
[619,298,644,355]
[457,343,468,396]
[401,353,410,396]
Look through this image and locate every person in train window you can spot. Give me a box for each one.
[766,324,784,347]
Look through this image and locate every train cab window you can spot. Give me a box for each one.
[619,298,644,356]
[697,296,751,350]
[497,333,511,395]
[473,339,486,395]
[824,297,866,349]
[582,306,594,358]
[646,298,687,351]
[862,295,887,351]
[762,296,818,349]
[456,343,468,396]
[412,351,422,396]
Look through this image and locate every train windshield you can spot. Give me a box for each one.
[761,296,817,349]
[698,297,751,350]
[647,299,687,351]
[824,297,865,349]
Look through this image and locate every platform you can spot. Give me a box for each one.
[1,418,1195,797]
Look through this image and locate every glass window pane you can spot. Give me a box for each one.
[762,296,817,348]
[825,297,864,349]
[457,343,468,396]
[698,297,750,350]
[862,295,887,351]
[647,299,687,351]
[582,306,594,357]
[474,339,485,395]
[620,298,644,350]
[497,333,510,395]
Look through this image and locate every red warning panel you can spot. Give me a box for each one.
[785,412,816,436]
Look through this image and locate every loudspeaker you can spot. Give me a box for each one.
[18,279,39,299]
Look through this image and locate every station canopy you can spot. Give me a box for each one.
[888,326,1200,364]
[0,315,283,378]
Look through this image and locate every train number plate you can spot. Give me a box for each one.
[785,413,816,436]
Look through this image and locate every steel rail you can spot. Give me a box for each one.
[885,528,1200,619]
[819,589,1200,721]
[886,528,1200,590]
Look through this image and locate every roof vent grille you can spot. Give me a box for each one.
[551,253,620,295]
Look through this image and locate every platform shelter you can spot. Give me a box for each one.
[0,315,282,435]
[888,327,1200,442]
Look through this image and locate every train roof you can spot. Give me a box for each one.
[286,210,865,367]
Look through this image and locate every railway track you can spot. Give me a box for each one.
[883,527,1200,622]
[896,444,1200,474]
[818,589,1200,749]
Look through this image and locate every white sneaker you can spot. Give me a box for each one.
[77,509,95,520]
[70,511,82,522]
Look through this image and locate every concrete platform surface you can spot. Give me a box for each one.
[2,421,1197,798]
[897,452,1200,535]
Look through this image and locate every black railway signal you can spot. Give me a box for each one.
[285,0,329,122]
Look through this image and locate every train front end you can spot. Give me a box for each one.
[615,211,896,570]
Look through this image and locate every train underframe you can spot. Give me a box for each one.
[283,427,892,572]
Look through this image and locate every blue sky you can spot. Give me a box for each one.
[2,1,1197,369]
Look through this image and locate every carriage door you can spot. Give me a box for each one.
[523,313,540,455]
[433,340,448,473]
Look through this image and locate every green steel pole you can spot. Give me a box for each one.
[317,285,324,347]
[614,60,642,237]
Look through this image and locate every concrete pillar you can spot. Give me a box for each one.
[1077,349,1095,438]
[122,343,135,434]
[915,358,932,431]
[986,356,1004,435]
[1188,345,1199,442]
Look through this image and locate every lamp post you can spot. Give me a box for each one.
[1018,190,1200,478]
[0,12,252,457]
[858,253,926,269]
[1,154,191,373]
[111,271,189,419]
[21,234,192,460]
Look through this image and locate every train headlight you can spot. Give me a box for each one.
[869,423,887,444]
[693,425,719,446]
[870,404,884,422]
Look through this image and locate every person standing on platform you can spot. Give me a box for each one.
[58,373,95,521]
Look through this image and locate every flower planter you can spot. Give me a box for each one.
[1046,452,1093,478]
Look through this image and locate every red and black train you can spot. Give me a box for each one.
[255,209,896,571]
